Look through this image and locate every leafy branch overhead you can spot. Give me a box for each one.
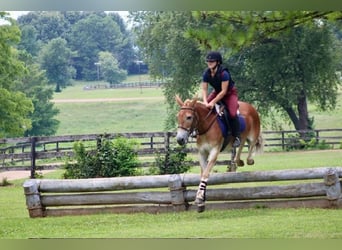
[133,11,342,132]
[189,11,342,53]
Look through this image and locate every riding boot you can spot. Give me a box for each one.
[220,108,231,152]
[230,116,241,147]
[222,108,232,136]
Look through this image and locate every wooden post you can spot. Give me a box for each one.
[23,179,45,218]
[30,137,37,179]
[324,168,342,208]
[168,174,187,211]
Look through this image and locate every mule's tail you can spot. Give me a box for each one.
[255,131,264,154]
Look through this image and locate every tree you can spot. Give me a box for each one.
[188,11,342,132]
[98,51,127,84]
[16,52,60,136]
[132,11,203,129]
[189,11,342,54]
[17,11,69,43]
[39,37,75,92]
[0,12,34,137]
[133,11,342,132]
[107,12,136,70]
[17,24,41,56]
[68,13,126,80]
[230,25,341,132]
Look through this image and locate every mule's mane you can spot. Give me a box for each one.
[183,98,206,108]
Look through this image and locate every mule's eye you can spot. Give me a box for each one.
[186,115,192,121]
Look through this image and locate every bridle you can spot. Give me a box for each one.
[178,105,218,136]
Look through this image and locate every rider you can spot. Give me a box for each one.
[201,51,241,147]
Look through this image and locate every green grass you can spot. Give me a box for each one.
[1,150,342,239]
[53,77,342,136]
[54,101,167,135]
[1,77,341,239]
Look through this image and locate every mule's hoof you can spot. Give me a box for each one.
[236,160,245,167]
[247,159,255,165]
[197,204,205,213]
[227,164,237,172]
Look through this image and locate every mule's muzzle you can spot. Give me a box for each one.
[176,137,186,146]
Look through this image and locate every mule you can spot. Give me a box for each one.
[175,96,263,212]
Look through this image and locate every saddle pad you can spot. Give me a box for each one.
[217,115,246,138]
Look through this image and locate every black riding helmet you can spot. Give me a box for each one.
[206,51,222,64]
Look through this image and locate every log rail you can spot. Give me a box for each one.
[23,167,342,217]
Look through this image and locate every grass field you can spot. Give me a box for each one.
[1,76,342,239]
[53,77,342,135]
[1,150,342,239]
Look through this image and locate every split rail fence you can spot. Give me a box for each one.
[1,129,342,178]
[23,167,342,217]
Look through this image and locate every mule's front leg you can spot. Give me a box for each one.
[195,180,207,212]
[195,150,208,212]
[195,147,219,213]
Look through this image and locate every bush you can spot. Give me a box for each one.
[150,144,192,175]
[63,136,140,179]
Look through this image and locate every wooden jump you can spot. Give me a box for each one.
[23,167,342,217]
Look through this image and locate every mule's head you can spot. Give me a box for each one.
[175,95,198,145]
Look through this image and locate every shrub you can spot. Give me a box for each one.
[63,136,140,179]
[150,144,192,175]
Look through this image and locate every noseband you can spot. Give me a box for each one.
[178,106,216,136]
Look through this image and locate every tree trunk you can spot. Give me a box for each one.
[297,89,310,138]
[284,106,300,130]
[282,89,310,138]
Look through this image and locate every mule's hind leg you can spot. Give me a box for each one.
[227,147,237,172]
[235,137,247,167]
[246,140,257,165]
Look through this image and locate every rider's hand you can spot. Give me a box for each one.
[206,102,214,109]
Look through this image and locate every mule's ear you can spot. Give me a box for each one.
[175,95,184,106]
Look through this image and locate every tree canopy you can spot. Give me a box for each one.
[133,11,342,131]
[0,13,33,137]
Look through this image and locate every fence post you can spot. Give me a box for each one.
[30,137,37,179]
[168,174,187,211]
[324,168,342,208]
[281,131,285,150]
[316,130,320,145]
[164,132,171,151]
[23,179,44,218]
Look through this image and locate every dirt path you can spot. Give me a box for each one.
[0,170,57,181]
[52,97,164,103]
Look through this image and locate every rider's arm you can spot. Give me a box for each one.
[208,80,229,107]
[202,81,209,104]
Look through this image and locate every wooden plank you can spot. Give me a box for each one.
[44,204,176,216]
[38,175,171,192]
[182,167,342,186]
[41,191,172,206]
[184,182,327,202]
[37,167,342,193]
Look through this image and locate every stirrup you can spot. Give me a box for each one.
[232,137,240,148]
